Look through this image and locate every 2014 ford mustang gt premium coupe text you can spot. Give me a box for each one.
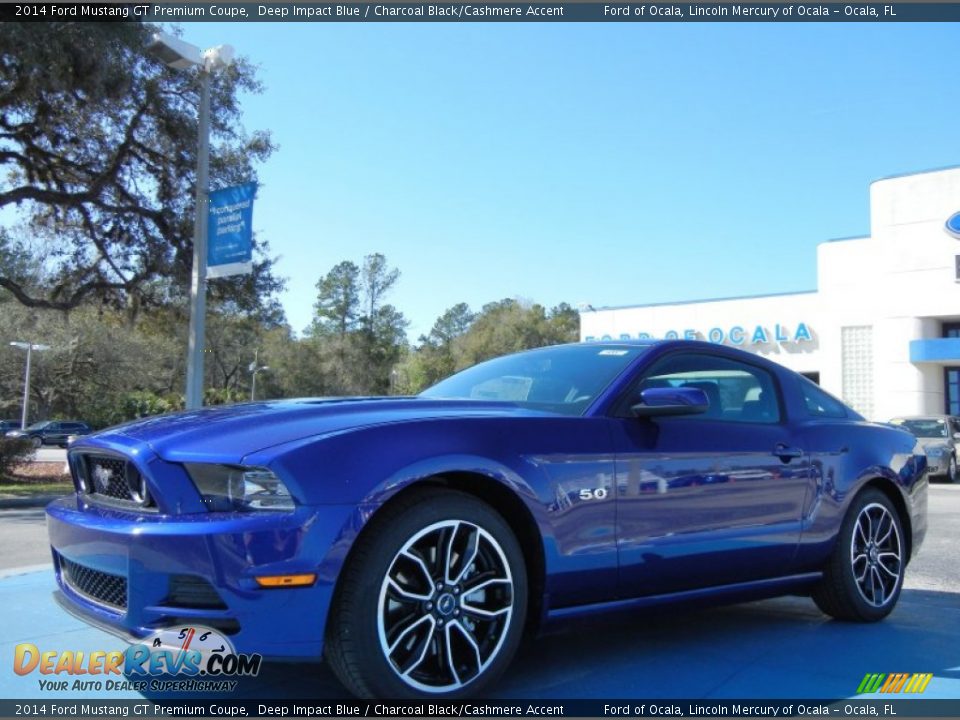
[47,340,928,698]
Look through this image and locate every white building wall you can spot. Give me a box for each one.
[581,166,960,421]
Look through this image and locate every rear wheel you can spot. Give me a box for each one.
[325,488,527,698]
[812,488,905,622]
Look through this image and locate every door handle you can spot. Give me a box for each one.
[773,444,804,462]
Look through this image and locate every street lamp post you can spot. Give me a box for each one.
[147,32,235,410]
[9,342,50,430]
[249,350,269,401]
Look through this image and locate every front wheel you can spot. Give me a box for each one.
[812,488,905,622]
[949,455,958,483]
[325,488,527,698]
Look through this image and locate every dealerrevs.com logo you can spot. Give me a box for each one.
[13,625,262,693]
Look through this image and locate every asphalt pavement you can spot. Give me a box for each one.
[1,485,957,701]
[0,508,51,567]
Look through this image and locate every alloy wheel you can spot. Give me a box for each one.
[376,519,514,693]
[849,502,902,607]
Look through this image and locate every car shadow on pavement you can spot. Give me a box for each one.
[138,588,960,700]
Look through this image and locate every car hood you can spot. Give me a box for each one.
[84,397,551,463]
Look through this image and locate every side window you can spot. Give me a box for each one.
[634,353,781,424]
[799,380,849,419]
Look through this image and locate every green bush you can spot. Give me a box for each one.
[0,436,34,480]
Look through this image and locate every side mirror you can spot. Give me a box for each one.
[631,387,709,417]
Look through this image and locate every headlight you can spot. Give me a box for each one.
[184,464,295,512]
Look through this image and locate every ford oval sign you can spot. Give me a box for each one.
[947,212,960,240]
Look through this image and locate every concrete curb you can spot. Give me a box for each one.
[0,494,66,510]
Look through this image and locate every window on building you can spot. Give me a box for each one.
[841,326,874,419]
[945,367,960,416]
[943,322,960,339]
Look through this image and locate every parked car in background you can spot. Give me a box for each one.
[889,415,960,482]
[48,341,927,698]
[5,420,92,449]
[0,419,22,434]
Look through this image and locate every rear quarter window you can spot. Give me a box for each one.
[799,380,849,419]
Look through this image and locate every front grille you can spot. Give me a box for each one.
[59,554,127,611]
[86,456,131,500]
[72,453,153,509]
[163,575,227,609]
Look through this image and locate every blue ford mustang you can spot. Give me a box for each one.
[47,340,927,697]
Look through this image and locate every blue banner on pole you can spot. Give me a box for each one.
[207,182,257,279]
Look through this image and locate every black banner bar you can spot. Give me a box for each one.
[4,2,960,22]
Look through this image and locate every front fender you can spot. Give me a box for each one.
[242,419,548,507]
[310,451,554,593]
[360,452,539,505]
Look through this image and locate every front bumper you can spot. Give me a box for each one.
[46,496,358,659]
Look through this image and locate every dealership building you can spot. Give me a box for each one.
[580,166,960,422]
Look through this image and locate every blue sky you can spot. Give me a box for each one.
[177,22,960,340]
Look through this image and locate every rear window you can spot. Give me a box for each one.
[890,418,947,438]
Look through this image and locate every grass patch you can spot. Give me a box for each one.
[0,481,73,497]
[1,461,72,497]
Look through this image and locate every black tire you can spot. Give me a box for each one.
[950,455,958,484]
[812,488,906,622]
[31,437,41,449]
[325,488,528,699]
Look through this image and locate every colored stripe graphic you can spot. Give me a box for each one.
[858,672,932,694]
[857,674,883,693]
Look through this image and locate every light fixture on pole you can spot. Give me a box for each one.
[9,341,51,430]
[249,350,269,401]
[147,32,235,411]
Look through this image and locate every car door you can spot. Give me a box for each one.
[39,422,60,445]
[49,422,71,445]
[58,423,79,444]
[609,351,814,598]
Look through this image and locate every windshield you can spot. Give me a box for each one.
[890,418,948,439]
[24,421,51,431]
[420,344,649,416]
